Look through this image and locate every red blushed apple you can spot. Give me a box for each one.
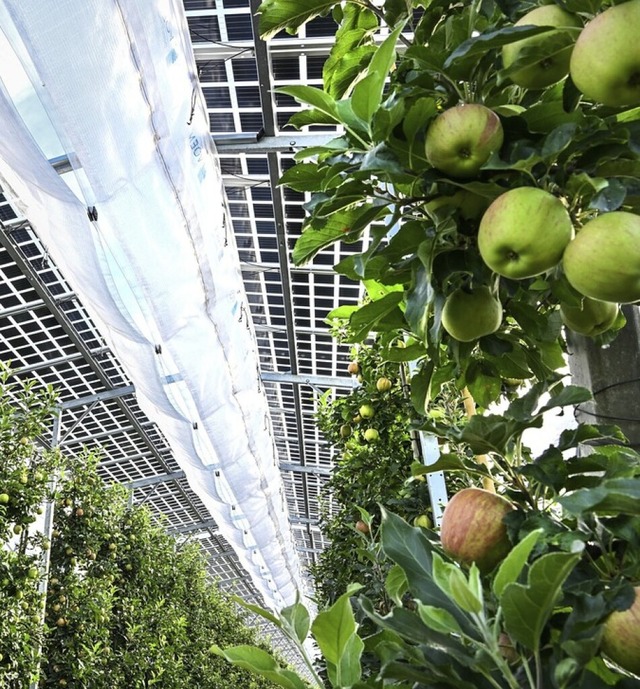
[601,586,640,675]
[440,488,514,573]
[355,520,370,534]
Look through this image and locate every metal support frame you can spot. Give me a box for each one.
[261,371,358,389]
[279,463,331,476]
[216,133,335,154]
[127,470,186,490]
[249,0,316,566]
[30,409,61,689]
[168,518,218,535]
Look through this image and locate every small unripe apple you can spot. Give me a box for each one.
[56,617,66,627]
[27,567,39,580]
[13,524,23,535]
[359,404,375,419]
[75,508,84,517]
[413,514,431,529]
[440,487,514,572]
[601,585,640,674]
[339,424,352,438]
[0,493,9,504]
[364,428,379,443]
[355,520,370,534]
[376,377,392,392]
[347,361,360,375]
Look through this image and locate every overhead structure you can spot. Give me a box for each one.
[0,0,367,649]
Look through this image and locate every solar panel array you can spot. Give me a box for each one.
[0,0,364,662]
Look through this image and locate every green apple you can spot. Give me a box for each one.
[364,428,379,442]
[560,297,618,337]
[0,493,9,504]
[478,187,573,279]
[502,6,582,89]
[359,404,375,419]
[347,361,359,375]
[413,514,431,529]
[440,487,514,572]
[425,104,503,178]
[442,287,503,342]
[570,0,640,107]
[339,424,352,438]
[563,212,640,303]
[376,377,392,392]
[601,585,640,674]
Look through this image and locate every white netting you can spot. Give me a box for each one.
[0,0,306,609]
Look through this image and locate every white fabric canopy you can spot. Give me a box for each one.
[0,0,306,609]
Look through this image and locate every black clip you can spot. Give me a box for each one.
[87,206,98,222]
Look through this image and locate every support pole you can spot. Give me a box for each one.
[31,408,61,689]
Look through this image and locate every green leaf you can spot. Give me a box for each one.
[416,603,462,635]
[352,24,405,125]
[559,478,640,515]
[444,25,554,68]
[277,85,340,125]
[501,550,582,651]
[538,385,592,414]
[292,205,384,265]
[493,529,543,598]
[385,564,409,607]
[258,0,336,40]
[379,510,476,634]
[349,292,405,341]
[231,595,281,628]
[311,585,362,670]
[280,599,311,645]
[411,454,468,476]
[210,645,308,689]
[405,265,433,342]
[432,553,482,614]
[589,178,627,212]
[279,163,323,192]
[460,414,542,455]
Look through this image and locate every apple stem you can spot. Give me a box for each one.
[461,387,496,493]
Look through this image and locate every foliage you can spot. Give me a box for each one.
[209,401,640,688]
[212,0,640,687]
[0,364,62,686]
[312,336,465,610]
[0,365,281,689]
[256,0,636,415]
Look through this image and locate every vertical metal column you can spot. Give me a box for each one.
[30,408,61,689]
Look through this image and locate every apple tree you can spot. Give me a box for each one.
[0,366,284,689]
[312,337,443,610]
[209,0,640,686]
[0,363,61,687]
